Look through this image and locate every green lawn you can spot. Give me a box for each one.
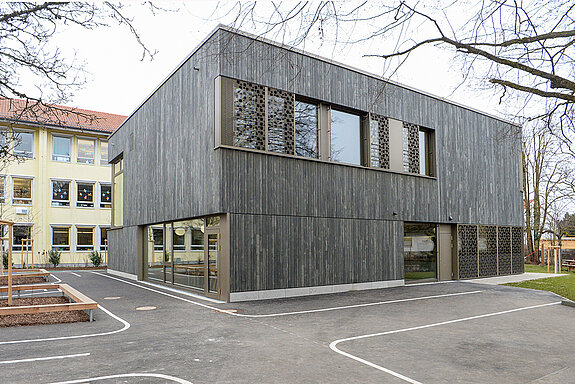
[524,264,570,274]
[504,265,575,301]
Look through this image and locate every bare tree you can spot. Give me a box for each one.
[223,1,575,154]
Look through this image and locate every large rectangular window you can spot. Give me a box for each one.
[52,226,70,251]
[52,180,70,207]
[330,109,362,165]
[14,131,33,158]
[404,223,437,282]
[100,183,111,208]
[13,177,32,205]
[100,141,108,165]
[294,100,319,158]
[77,182,94,208]
[112,157,123,226]
[13,225,32,252]
[233,81,266,150]
[0,176,4,204]
[267,88,295,154]
[52,136,71,162]
[77,227,94,251]
[77,138,95,164]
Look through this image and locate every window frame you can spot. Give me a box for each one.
[51,225,71,252]
[0,175,5,204]
[51,179,71,207]
[99,226,109,251]
[100,140,109,166]
[76,226,94,252]
[99,183,112,209]
[77,137,96,165]
[12,176,33,205]
[13,130,34,159]
[52,134,72,162]
[329,107,367,166]
[76,181,95,208]
[112,156,124,227]
[13,224,33,252]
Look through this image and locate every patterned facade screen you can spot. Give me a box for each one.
[511,227,524,274]
[458,225,478,279]
[478,225,498,277]
[267,88,295,154]
[402,122,420,173]
[497,226,512,275]
[458,224,523,279]
[370,114,390,169]
[233,81,266,150]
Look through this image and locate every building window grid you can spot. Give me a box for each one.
[12,177,32,205]
[51,180,70,207]
[52,226,70,252]
[100,183,112,208]
[52,135,71,162]
[77,182,95,208]
[77,226,94,251]
[13,131,33,159]
[227,78,434,174]
[77,138,95,164]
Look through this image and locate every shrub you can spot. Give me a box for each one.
[2,251,12,269]
[88,250,103,267]
[48,249,61,268]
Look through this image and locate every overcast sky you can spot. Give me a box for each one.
[50,2,503,119]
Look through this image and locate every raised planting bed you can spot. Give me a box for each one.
[0,268,50,285]
[0,284,98,327]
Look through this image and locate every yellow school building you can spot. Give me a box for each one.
[0,99,125,266]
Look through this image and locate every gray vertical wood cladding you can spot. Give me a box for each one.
[217,29,523,226]
[109,28,523,291]
[229,213,402,292]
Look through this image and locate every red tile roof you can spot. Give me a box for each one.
[0,98,126,134]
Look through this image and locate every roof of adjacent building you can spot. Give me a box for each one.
[0,98,126,134]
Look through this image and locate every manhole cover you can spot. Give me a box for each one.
[135,306,157,311]
[103,296,121,300]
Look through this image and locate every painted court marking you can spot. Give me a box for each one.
[70,272,81,277]
[93,272,484,318]
[0,305,130,345]
[0,353,90,365]
[329,301,562,384]
[48,373,192,384]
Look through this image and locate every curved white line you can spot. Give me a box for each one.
[93,272,483,318]
[0,353,90,365]
[48,373,192,384]
[0,304,130,345]
[329,301,562,384]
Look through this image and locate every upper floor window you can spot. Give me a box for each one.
[233,81,266,150]
[330,109,362,165]
[13,177,32,205]
[14,131,33,158]
[53,136,71,162]
[294,100,319,158]
[100,140,109,165]
[52,180,70,207]
[100,183,111,208]
[112,157,123,226]
[403,122,435,176]
[369,115,390,169]
[77,138,95,164]
[77,182,94,208]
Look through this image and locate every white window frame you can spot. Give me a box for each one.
[51,179,71,207]
[99,226,110,251]
[51,225,71,252]
[13,223,33,252]
[52,134,72,162]
[0,174,5,204]
[76,181,95,208]
[100,140,109,166]
[76,226,95,252]
[77,137,96,164]
[99,182,112,209]
[13,129,34,159]
[12,176,33,205]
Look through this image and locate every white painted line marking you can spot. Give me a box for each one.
[94,272,484,318]
[142,279,225,303]
[48,373,192,384]
[329,301,562,384]
[0,353,89,365]
[0,305,130,345]
[70,272,81,277]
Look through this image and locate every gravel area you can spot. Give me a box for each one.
[0,276,47,285]
[0,297,90,327]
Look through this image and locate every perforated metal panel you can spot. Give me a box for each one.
[370,114,390,169]
[402,122,420,173]
[497,226,511,275]
[267,88,295,154]
[233,80,266,150]
[458,224,478,279]
[478,225,498,277]
[511,227,524,274]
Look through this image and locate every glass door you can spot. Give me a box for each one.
[205,229,219,296]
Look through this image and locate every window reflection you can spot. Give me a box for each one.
[330,109,361,165]
[294,101,318,158]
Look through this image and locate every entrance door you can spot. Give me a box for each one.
[205,229,220,297]
[438,224,455,281]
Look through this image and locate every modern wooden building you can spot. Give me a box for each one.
[108,26,524,302]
